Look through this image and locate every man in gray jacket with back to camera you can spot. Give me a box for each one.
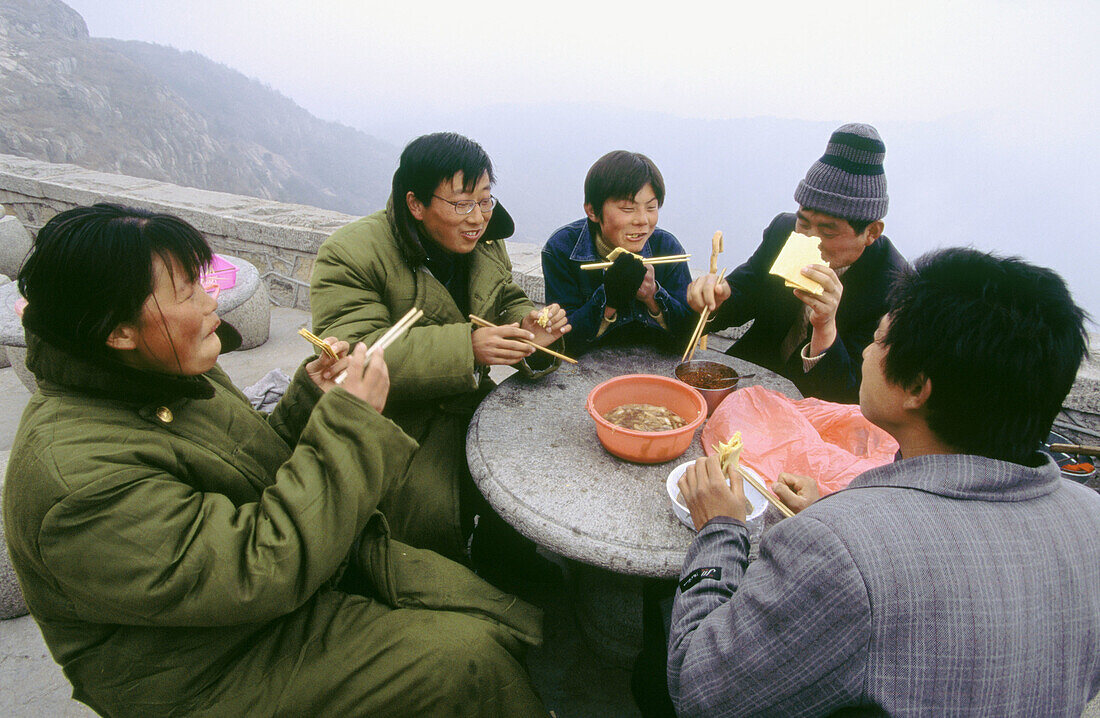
[670,247,1100,716]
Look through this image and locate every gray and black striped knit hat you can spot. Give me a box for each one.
[794,123,888,222]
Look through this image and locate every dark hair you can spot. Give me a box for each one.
[846,218,872,235]
[18,203,212,356]
[882,247,1089,463]
[391,132,495,243]
[583,151,666,222]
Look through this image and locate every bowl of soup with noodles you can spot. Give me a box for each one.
[586,374,707,464]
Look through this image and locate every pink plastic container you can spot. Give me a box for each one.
[586,374,707,464]
[201,255,238,291]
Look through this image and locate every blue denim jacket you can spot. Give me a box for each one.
[541,218,694,356]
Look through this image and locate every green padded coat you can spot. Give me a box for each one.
[3,329,544,717]
[311,202,558,559]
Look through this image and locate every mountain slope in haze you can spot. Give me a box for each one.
[0,0,395,214]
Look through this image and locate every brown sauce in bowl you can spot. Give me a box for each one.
[678,369,738,390]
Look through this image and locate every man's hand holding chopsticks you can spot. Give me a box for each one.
[679,455,748,530]
[686,272,731,314]
[773,472,820,515]
[472,324,537,366]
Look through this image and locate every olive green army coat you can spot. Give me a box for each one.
[311,202,558,559]
[3,329,544,717]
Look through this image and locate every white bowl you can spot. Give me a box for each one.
[666,460,768,529]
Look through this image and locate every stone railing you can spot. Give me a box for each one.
[0,153,546,310]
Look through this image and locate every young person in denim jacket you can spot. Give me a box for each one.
[542,151,694,356]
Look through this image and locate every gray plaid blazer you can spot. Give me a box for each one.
[668,453,1100,717]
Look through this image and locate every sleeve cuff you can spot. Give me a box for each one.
[701,516,746,531]
[800,342,827,372]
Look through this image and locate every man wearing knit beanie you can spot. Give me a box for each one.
[686,123,909,403]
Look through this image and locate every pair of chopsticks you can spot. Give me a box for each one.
[681,267,727,363]
[579,253,691,271]
[298,327,339,360]
[1050,443,1100,457]
[468,314,578,364]
[332,307,424,385]
[736,466,796,519]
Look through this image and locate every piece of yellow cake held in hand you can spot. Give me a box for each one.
[713,432,755,515]
[714,432,744,476]
[536,305,552,329]
[769,231,825,295]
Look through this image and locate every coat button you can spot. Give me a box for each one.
[155,407,173,423]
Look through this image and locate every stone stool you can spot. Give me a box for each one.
[0,450,30,620]
[0,282,32,391]
[213,254,270,350]
[0,215,32,278]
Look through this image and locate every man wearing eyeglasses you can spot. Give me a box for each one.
[311,132,569,592]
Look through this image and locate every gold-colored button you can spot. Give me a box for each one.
[155,407,173,423]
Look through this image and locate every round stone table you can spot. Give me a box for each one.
[467,343,801,663]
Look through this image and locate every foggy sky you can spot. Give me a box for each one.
[62,0,1098,128]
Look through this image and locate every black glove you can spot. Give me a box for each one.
[603,253,646,312]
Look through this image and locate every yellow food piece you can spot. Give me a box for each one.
[714,432,744,476]
[536,306,552,329]
[769,232,825,295]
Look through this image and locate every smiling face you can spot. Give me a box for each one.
[408,170,493,254]
[108,253,222,375]
[795,207,882,269]
[586,183,659,254]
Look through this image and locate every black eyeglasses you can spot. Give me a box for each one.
[432,195,497,215]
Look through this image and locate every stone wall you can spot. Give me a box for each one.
[0,152,548,310]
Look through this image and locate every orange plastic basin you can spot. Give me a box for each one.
[586,374,707,464]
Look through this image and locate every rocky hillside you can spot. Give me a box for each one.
[0,0,395,214]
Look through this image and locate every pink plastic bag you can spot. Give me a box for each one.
[701,385,898,496]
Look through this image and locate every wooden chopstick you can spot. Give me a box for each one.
[1049,443,1100,457]
[579,254,691,271]
[298,327,339,360]
[700,231,723,351]
[468,314,578,364]
[737,466,796,518]
[681,266,726,363]
[334,307,423,385]
[682,308,709,363]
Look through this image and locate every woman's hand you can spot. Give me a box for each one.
[339,342,389,413]
[678,454,747,529]
[520,304,572,347]
[305,337,350,390]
